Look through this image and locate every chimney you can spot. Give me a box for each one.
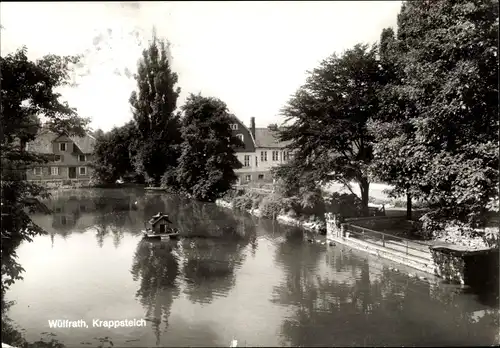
[250,117,256,139]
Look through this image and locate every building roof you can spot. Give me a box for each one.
[71,134,96,154]
[26,129,96,154]
[148,213,173,225]
[254,128,291,148]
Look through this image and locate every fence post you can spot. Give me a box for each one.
[382,234,385,247]
[406,240,408,255]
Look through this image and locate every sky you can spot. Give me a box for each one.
[1,1,402,132]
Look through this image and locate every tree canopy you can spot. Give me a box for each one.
[275,44,381,215]
[369,0,499,230]
[91,121,138,184]
[1,47,88,293]
[176,94,242,202]
[129,33,182,186]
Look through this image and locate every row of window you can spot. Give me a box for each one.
[33,166,87,175]
[242,174,265,182]
[240,151,292,167]
[261,150,291,162]
[51,154,87,162]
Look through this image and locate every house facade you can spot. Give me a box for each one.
[229,116,292,184]
[25,129,96,187]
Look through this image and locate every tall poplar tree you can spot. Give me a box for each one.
[129,31,182,186]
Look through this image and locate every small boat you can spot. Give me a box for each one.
[142,212,180,240]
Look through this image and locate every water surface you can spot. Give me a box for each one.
[5,189,499,347]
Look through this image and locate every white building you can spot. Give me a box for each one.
[229,116,292,184]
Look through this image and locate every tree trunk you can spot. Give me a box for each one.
[406,192,412,220]
[359,179,370,217]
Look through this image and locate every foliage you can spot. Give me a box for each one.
[232,193,255,211]
[231,190,266,211]
[176,94,242,202]
[369,0,499,233]
[275,44,382,215]
[129,33,182,186]
[259,194,285,219]
[1,47,88,294]
[91,121,138,184]
[324,192,364,218]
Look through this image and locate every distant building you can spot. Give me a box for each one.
[25,129,96,186]
[229,115,292,184]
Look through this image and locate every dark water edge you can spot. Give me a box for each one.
[3,188,499,347]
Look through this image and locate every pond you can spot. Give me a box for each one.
[3,188,499,347]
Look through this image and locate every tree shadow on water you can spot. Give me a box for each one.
[271,247,499,347]
[130,239,181,346]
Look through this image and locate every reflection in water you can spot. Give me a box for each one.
[131,240,180,346]
[273,245,499,347]
[3,189,499,347]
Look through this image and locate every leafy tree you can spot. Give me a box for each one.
[367,27,418,219]
[369,0,499,231]
[91,121,138,184]
[176,94,242,202]
[275,44,381,216]
[129,32,182,186]
[1,47,89,294]
[92,128,105,139]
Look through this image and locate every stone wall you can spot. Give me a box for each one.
[431,246,500,289]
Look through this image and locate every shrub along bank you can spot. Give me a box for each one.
[219,186,373,234]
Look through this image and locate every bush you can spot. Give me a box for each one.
[324,192,364,218]
[233,194,254,211]
[160,169,179,189]
[230,190,266,212]
[259,194,285,219]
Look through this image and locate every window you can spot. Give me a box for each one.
[245,175,251,182]
[258,174,264,180]
[244,155,250,167]
[255,156,258,167]
[33,167,42,175]
[236,134,244,142]
[54,155,62,162]
[59,143,66,151]
[79,155,86,162]
[272,150,279,161]
[79,167,87,175]
[284,151,291,161]
[260,151,267,162]
[230,124,238,130]
[51,167,60,176]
